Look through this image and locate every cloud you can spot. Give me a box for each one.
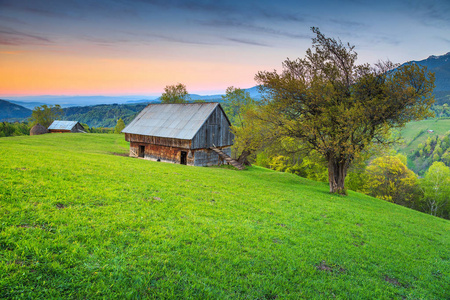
[0,50,25,55]
[150,33,217,45]
[134,0,235,13]
[329,19,367,30]
[0,27,53,45]
[439,37,450,44]
[225,37,270,47]
[199,19,310,40]
[252,6,309,23]
[0,0,83,19]
[405,0,450,27]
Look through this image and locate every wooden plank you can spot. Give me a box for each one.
[210,147,245,170]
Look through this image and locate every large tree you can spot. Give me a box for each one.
[160,83,190,104]
[29,104,63,128]
[256,27,435,194]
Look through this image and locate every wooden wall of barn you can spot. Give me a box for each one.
[191,106,233,149]
[129,141,231,167]
[72,123,85,133]
[125,133,191,148]
[129,142,195,165]
[194,147,231,166]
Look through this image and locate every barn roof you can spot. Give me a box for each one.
[122,103,227,140]
[48,120,79,130]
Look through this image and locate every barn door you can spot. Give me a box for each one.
[138,145,145,158]
[180,151,187,165]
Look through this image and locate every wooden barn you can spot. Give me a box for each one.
[48,120,85,133]
[122,103,234,167]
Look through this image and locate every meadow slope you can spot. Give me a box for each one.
[0,134,449,299]
[398,118,450,155]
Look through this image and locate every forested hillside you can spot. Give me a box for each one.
[62,103,148,127]
[398,119,450,175]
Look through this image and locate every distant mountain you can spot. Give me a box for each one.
[401,52,450,105]
[1,87,263,108]
[3,95,159,108]
[404,52,450,92]
[148,86,264,103]
[125,99,159,104]
[190,86,263,101]
[8,100,47,110]
[0,99,32,121]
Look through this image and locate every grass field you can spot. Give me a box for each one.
[1,134,449,299]
[398,118,450,156]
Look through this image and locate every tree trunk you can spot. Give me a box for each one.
[237,150,252,166]
[328,157,349,195]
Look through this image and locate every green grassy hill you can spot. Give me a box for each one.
[1,134,448,299]
[399,118,450,156]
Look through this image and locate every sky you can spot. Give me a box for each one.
[0,0,449,97]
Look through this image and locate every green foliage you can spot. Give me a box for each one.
[345,159,370,194]
[407,130,450,175]
[431,103,450,117]
[420,162,450,218]
[442,151,450,164]
[256,27,435,194]
[160,83,190,103]
[221,87,256,127]
[29,104,63,128]
[399,119,450,174]
[221,87,262,164]
[0,134,449,298]
[114,118,125,134]
[257,150,328,183]
[0,122,30,137]
[365,156,420,207]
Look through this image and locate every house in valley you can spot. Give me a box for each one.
[122,103,234,167]
[48,120,85,133]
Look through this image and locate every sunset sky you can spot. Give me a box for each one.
[1,0,449,97]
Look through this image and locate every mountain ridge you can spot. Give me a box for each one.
[402,52,450,95]
[0,99,32,121]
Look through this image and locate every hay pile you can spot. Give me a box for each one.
[30,124,49,136]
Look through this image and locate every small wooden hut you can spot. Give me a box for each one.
[48,120,85,133]
[122,103,234,166]
[30,123,49,136]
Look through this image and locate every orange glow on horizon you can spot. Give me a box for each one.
[0,49,259,97]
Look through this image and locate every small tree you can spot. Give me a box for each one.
[114,118,125,134]
[29,104,63,128]
[221,87,255,127]
[365,156,420,207]
[256,27,435,194]
[160,83,190,103]
[221,87,262,164]
[420,161,450,217]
